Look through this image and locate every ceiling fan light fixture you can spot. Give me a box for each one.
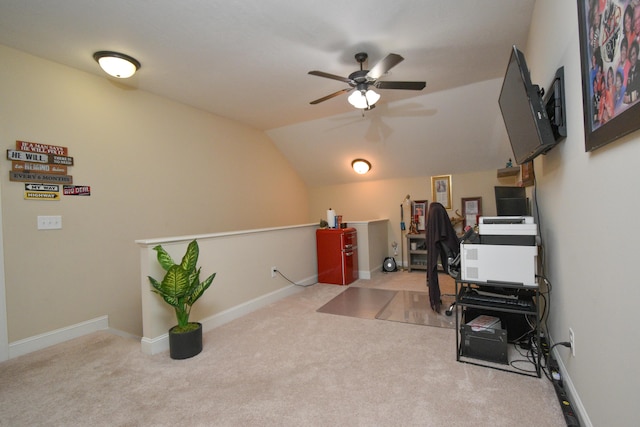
[352,159,371,174]
[93,51,141,78]
[348,89,380,109]
[365,89,380,105]
[348,90,367,109]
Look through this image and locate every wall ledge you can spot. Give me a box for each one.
[135,223,318,246]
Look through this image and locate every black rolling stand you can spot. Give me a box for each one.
[455,278,541,377]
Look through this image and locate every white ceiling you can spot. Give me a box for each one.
[0,0,535,186]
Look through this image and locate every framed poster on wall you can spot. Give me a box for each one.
[431,175,452,209]
[577,0,640,151]
[412,200,427,231]
[461,197,482,229]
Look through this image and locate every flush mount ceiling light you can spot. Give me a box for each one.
[352,159,371,174]
[93,51,141,78]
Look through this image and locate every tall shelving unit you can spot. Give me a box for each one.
[405,233,427,271]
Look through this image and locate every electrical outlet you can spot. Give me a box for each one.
[271,266,277,278]
[569,328,575,357]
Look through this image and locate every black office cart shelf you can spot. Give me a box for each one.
[454,279,542,378]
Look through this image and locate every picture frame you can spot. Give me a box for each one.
[461,197,482,229]
[431,175,452,209]
[520,160,535,187]
[412,200,427,231]
[577,0,640,152]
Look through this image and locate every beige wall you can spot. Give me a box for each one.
[0,45,309,340]
[528,2,640,425]
[308,170,518,266]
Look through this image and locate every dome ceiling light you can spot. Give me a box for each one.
[93,51,141,78]
[352,159,372,174]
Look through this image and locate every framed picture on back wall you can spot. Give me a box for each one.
[461,197,482,229]
[412,200,427,231]
[431,175,452,209]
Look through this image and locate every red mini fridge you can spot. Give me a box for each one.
[316,228,358,285]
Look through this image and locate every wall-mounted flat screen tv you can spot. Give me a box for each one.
[499,45,558,165]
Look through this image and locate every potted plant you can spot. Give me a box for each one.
[148,239,216,359]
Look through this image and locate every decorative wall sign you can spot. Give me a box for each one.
[63,185,91,196]
[9,171,73,184]
[16,140,68,156]
[7,149,49,163]
[12,161,68,175]
[25,184,59,192]
[7,140,82,200]
[24,191,60,200]
[49,154,74,166]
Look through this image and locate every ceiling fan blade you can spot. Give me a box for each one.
[309,88,352,105]
[374,81,426,90]
[308,70,352,84]
[367,53,404,80]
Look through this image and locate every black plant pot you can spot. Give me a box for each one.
[169,322,203,360]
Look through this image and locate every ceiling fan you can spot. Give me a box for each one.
[308,52,426,109]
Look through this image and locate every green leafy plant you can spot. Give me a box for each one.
[148,240,216,333]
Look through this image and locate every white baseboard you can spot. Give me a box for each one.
[9,315,109,359]
[552,344,592,427]
[141,282,309,356]
[359,270,371,280]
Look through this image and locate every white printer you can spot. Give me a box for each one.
[461,216,538,287]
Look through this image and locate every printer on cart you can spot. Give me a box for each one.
[461,216,538,287]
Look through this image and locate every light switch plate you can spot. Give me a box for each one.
[37,215,62,230]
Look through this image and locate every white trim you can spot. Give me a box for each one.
[0,183,8,362]
[140,281,309,355]
[552,346,592,427]
[359,270,371,280]
[135,223,318,246]
[8,315,109,359]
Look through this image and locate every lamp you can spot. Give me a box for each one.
[93,51,141,78]
[351,159,371,174]
[348,83,380,109]
[400,194,412,271]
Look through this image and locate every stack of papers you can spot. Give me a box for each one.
[467,315,501,332]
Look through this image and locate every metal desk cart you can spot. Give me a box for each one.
[454,278,541,377]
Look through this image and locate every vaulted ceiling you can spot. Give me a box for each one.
[0,0,536,186]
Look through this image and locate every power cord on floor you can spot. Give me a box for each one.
[273,268,316,287]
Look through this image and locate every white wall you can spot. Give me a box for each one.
[0,45,309,342]
[348,219,389,277]
[528,1,640,426]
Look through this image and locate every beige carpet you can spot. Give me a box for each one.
[316,286,456,329]
[376,290,456,328]
[316,286,397,319]
[0,271,565,426]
